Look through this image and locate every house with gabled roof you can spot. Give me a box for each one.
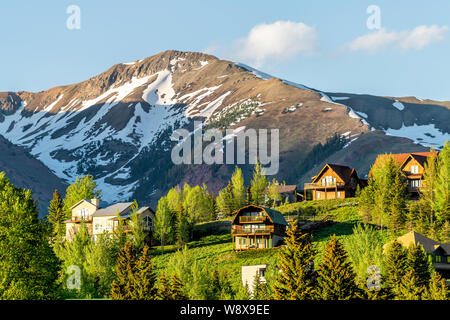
[386,231,450,279]
[64,198,155,241]
[371,151,438,196]
[231,205,288,251]
[303,163,366,201]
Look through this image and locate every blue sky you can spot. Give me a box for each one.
[1,0,449,100]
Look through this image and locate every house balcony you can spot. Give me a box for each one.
[304,182,345,189]
[232,225,274,235]
[69,216,93,223]
[239,216,267,223]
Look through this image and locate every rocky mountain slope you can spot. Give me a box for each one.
[0,134,67,216]
[0,50,448,209]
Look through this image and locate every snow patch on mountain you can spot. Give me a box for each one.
[385,123,449,148]
[392,100,405,111]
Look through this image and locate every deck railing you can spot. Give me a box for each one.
[232,225,274,235]
[239,216,267,223]
[304,182,345,189]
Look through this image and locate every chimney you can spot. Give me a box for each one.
[91,198,100,207]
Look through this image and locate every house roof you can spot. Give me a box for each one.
[372,151,438,173]
[312,163,357,184]
[277,185,297,194]
[69,199,98,210]
[231,205,288,226]
[394,231,450,255]
[92,202,133,217]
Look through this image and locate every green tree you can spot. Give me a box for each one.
[231,166,247,209]
[250,160,269,206]
[267,179,282,208]
[83,232,118,297]
[216,182,235,216]
[317,235,361,300]
[157,272,187,300]
[397,270,425,300]
[131,245,157,300]
[343,223,384,283]
[435,142,449,225]
[63,175,101,218]
[0,173,61,300]
[405,243,432,288]
[129,200,146,251]
[154,197,174,253]
[110,243,137,300]
[362,155,408,231]
[420,149,439,238]
[423,272,448,300]
[252,270,269,300]
[273,222,316,300]
[384,240,408,296]
[47,189,66,239]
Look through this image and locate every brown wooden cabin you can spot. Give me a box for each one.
[304,163,366,200]
[231,205,288,251]
[370,151,438,198]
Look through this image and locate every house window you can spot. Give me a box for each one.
[259,268,266,278]
[411,165,419,174]
[144,216,153,228]
[317,192,321,199]
[337,191,341,198]
[322,176,335,186]
[79,208,90,220]
[435,255,442,263]
[411,180,421,188]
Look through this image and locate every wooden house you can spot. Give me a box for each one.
[371,151,438,197]
[386,231,450,279]
[64,198,155,241]
[231,205,288,251]
[304,164,366,200]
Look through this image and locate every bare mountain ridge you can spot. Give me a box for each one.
[0,50,448,209]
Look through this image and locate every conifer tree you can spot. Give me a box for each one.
[250,160,269,206]
[169,273,188,300]
[435,141,449,225]
[397,270,425,300]
[273,222,316,300]
[388,174,408,235]
[423,272,448,300]
[406,243,432,288]
[156,271,171,300]
[131,245,157,300]
[252,270,268,300]
[316,235,361,300]
[110,243,137,300]
[420,150,439,228]
[47,189,66,239]
[384,240,408,295]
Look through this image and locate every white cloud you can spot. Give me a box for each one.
[346,25,448,53]
[234,21,318,67]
